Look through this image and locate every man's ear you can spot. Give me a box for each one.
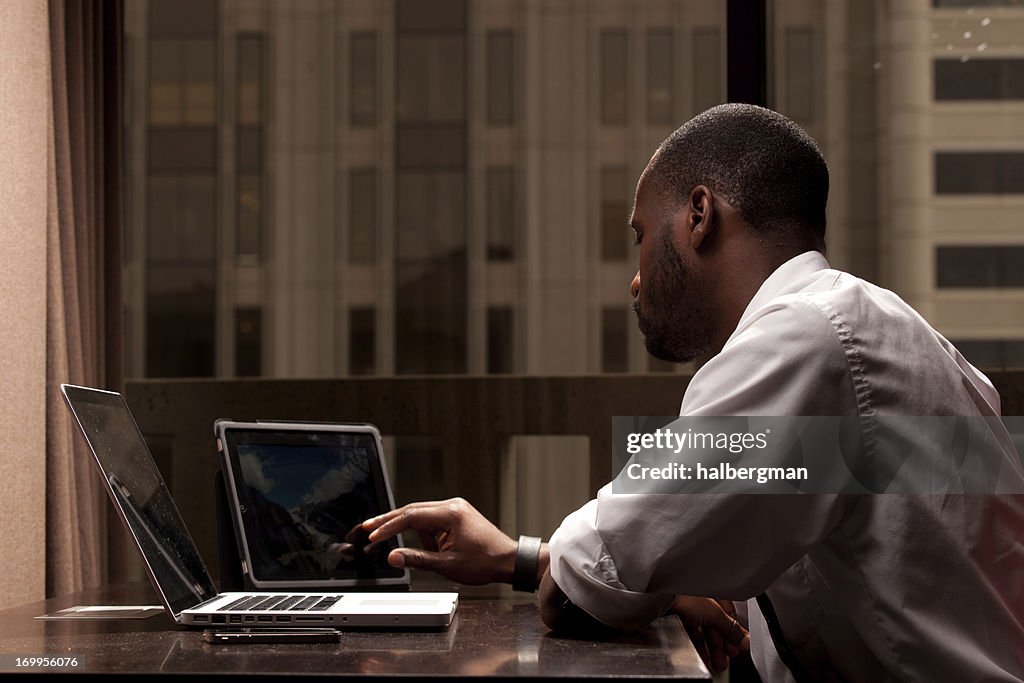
[688,185,716,250]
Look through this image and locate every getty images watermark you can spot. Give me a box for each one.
[611,416,1024,494]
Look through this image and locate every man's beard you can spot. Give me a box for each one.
[632,233,713,363]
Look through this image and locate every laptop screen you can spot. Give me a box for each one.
[61,385,219,618]
[222,427,404,583]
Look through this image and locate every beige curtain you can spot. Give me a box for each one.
[45,0,123,597]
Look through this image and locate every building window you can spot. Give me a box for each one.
[933,0,1023,6]
[601,166,629,262]
[952,340,1024,370]
[235,308,262,376]
[349,307,376,376]
[934,59,1024,101]
[487,307,514,374]
[349,168,378,263]
[486,167,516,261]
[784,28,815,123]
[600,30,628,125]
[487,30,515,125]
[648,354,676,373]
[145,0,219,379]
[602,308,628,373]
[935,152,1024,194]
[936,246,1024,288]
[237,33,264,124]
[236,34,264,262]
[646,30,675,125]
[349,32,379,126]
[693,28,724,114]
[395,0,468,375]
[148,39,216,126]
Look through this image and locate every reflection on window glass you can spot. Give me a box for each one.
[936,246,1024,288]
[349,307,376,376]
[349,168,378,264]
[487,307,514,374]
[784,27,815,123]
[602,307,628,373]
[935,152,1024,194]
[350,32,378,126]
[601,30,628,125]
[487,31,515,125]
[693,28,724,114]
[647,29,675,125]
[601,166,629,262]
[934,59,1024,101]
[235,307,262,376]
[486,167,516,261]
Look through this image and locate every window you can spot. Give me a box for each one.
[934,59,1024,101]
[486,167,516,261]
[235,308,262,376]
[932,0,1024,7]
[237,35,264,262]
[349,33,379,126]
[148,39,216,125]
[348,168,378,263]
[784,28,815,123]
[349,307,377,376]
[646,30,675,125]
[487,31,515,125]
[487,307,514,374]
[602,308,628,373]
[952,340,1024,370]
[394,0,468,375]
[936,246,1024,288]
[600,30,628,125]
[693,28,724,114]
[935,152,1024,194]
[237,33,264,124]
[601,166,629,262]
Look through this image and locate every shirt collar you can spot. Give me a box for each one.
[735,250,831,329]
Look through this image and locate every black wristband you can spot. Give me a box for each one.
[512,535,542,592]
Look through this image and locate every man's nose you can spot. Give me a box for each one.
[630,271,641,299]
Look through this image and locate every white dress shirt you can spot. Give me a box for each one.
[548,252,1024,682]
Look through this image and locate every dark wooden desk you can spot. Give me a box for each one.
[0,581,710,679]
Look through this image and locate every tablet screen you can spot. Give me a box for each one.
[222,427,404,583]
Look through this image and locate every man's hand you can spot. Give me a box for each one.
[360,497,519,585]
[538,568,615,636]
[672,596,750,674]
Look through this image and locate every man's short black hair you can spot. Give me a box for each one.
[649,103,829,249]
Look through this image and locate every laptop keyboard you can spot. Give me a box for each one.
[218,595,342,612]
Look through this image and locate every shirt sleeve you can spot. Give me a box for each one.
[548,297,856,630]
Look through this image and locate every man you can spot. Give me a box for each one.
[361,104,1024,681]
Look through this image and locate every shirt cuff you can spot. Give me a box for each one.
[548,498,674,631]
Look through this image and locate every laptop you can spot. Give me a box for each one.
[213,418,410,591]
[60,384,458,628]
